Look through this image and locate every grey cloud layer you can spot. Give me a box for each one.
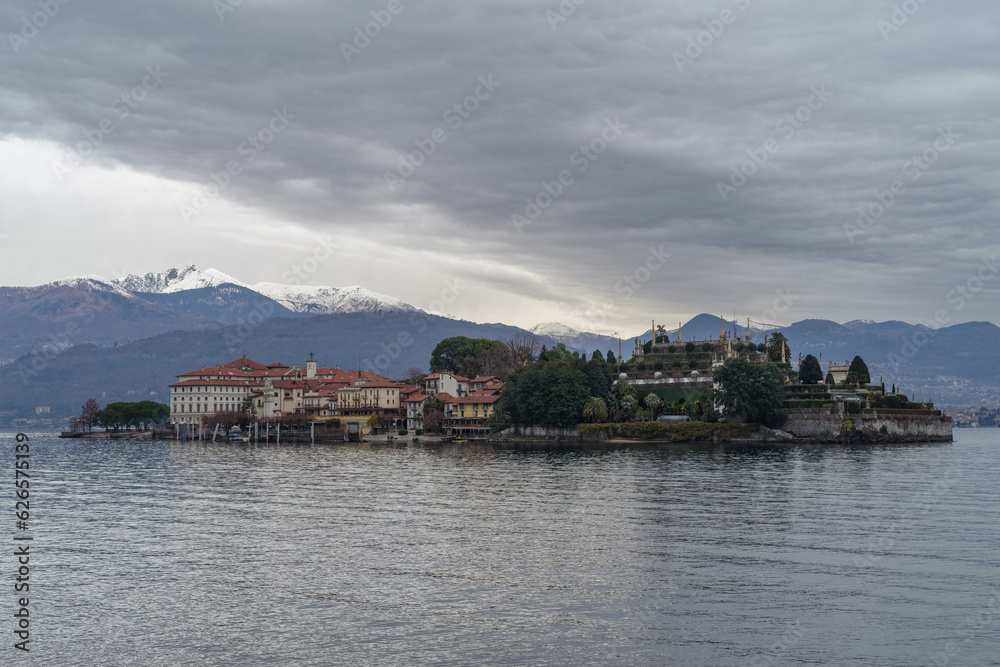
[1,0,998,327]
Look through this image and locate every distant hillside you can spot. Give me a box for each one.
[0,278,217,362]
[2,302,998,423]
[138,285,302,325]
[0,312,559,420]
[780,319,1000,407]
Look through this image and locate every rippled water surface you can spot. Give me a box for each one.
[3,430,998,665]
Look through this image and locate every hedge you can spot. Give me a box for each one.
[861,409,941,417]
[783,384,833,394]
[784,399,836,409]
[783,393,833,400]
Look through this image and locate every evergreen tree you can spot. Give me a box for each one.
[799,354,823,384]
[846,355,871,386]
[766,333,791,363]
[712,357,787,427]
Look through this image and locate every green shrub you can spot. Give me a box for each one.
[615,421,756,442]
[672,360,682,368]
[685,341,696,352]
[398,428,408,435]
[415,429,424,435]
[580,423,614,439]
[701,342,713,351]
[653,361,664,371]
[668,345,677,353]
[637,362,647,371]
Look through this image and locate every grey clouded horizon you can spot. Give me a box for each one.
[1,0,997,334]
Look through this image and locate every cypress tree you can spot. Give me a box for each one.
[847,355,871,386]
[799,354,823,384]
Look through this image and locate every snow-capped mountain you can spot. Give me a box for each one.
[51,276,137,299]
[113,266,248,293]
[113,266,418,314]
[252,282,418,314]
[529,322,623,358]
[530,322,583,340]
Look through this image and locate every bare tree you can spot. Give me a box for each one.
[506,332,539,368]
[403,367,426,385]
[78,399,100,432]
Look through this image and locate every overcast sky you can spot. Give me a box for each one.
[1,0,997,335]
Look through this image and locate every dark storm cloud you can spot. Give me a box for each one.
[1,0,998,328]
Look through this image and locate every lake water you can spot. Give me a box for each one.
[2,430,998,666]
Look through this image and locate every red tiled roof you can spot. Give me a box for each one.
[169,378,251,388]
[221,357,269,371]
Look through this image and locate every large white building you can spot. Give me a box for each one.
[168,356,387,427]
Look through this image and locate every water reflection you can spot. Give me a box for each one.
[2,431,995,666]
